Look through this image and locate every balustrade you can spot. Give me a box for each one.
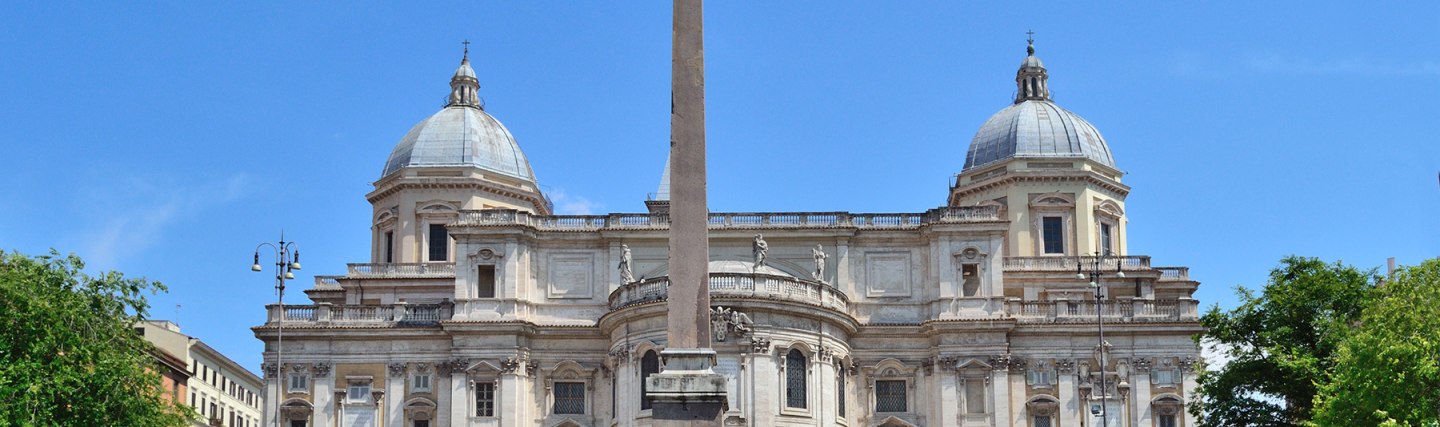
[346,263,455,278]
[1005,298,1199,323]
[264,303,451,326]
[609,272,849,312]
[1003,256,1151,271]
[452,206,1000,232]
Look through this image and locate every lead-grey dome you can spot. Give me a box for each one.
[380,55,538,183]
[962,40,1115,172]
[962,100,1114,171]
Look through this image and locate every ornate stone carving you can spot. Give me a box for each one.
[1026,397,1059,417]
[261,362,278,378]
[920,359,935,375]
[1178,356,1197,371]
[710,306,753,342]
[817,346,836,363]
[1077,361,1092,384]
[311,362,332,378]
[1008,356,1027,372]
[500,357,523,374]
[371,390,385,403]
[438,359,467,375]
[387,362,407,377]
[988,354,1012,371]
[1133,357,1154,373]
[748,337,771,354]
[937,356,959,371]
[849,361,860,376]
[524,361,538,377]
[1055,358,1075,374]
[607,346,631,362]
[415,363,432,374]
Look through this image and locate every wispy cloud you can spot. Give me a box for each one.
[1169,51,1440,78]
[1245,53,1440,76]
[74,174,250,269]
[547,189,602,215]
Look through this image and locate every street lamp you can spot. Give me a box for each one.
[1076,252,1124,427]
[253,234,300,427]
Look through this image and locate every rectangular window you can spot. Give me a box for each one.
[1028,369,1054,386]
[837,371,846,417]
[1152,369,1176,385]
[1159,414,1177,427]
[477,265,497,298]
[413,374,431,392]
[961,264,980,297]
[475,382,496,417]
[347,383,371,402]
[1034,415,1053,427]
[1100,223,1114,256]
[415,421,429,427]
[963,378,986,414]
[1042,216,1064,254]
[553,382,585,414]
[384,231,394,263]
[290,421,307,427]
[428,224,448,261]
[875,380,906,413]
[288,374,308,392]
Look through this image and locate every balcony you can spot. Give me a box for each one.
[345,262,455,278]
[1006,298,1199,323]
[264,302,452,326]
[609,272,849,312]
[1003,256,1151,272]
[453,206,1001,232]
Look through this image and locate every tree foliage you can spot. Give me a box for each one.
[1311,258,1440,427]
[1191,256,1377,427]
[0,250,191,427]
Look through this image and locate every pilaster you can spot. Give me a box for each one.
[386,363,407,427]
[1057,359,1079,427]
[992,364,1012,427]
[313,364,334,427]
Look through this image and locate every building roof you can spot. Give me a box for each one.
[380,55,539,184]
[961,41,1116,172]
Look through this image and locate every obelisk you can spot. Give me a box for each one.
[645,0,727,423]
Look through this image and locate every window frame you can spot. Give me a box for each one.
[473,380,497,418]
[874,379,907,413]
[551,382,586,415]
[784,349,809,410]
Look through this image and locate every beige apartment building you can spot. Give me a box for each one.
[141,320,265,427]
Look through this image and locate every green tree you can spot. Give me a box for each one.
[1311,258,1440,427]
[1191,256,1377,426]
[0,250,191,427]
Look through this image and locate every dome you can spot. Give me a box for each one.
[962,100,1115,171]
[961,40,1115,172]
[380,55,538,183]
[381,106,537,181]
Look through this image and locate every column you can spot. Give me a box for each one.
[386,364,406,427]
[449,370,468,425]
[499,367,527,427]
[1133,367,1151,427]
[263,365,280,427]
[313,366,334,427]
[937,361,959,427]
[992,368,1012,427]
[1057,361,1079,427]
[1180,358,1198,427]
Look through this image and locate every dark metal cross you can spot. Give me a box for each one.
[463,39,471,58]
[1026,30,1035,44]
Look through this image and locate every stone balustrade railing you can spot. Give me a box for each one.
[313,276,342,290]
[1002,256,1151,272]
[454,206,1001,231]
[1155,267,1190,281]
[1005,298,1199,323]
[346,262,455,278]
[609,272,849,312]
[264,302,452,326]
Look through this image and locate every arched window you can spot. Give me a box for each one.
[640,351,660,410]
[786,349,807,409]
[836,365,846,417]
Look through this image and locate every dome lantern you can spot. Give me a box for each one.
[448,41,482,108]
[1015,33,1050,103]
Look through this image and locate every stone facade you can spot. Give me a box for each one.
[254,45,1202,427]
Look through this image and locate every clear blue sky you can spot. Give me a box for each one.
[2,2,1436,374]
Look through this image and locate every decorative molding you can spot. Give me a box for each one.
[1055,358,1075,374]
[937,356,959,371]
[1178,356,1197,371]
[817,346,836,364]
[311,362,332,378]
[261,362,278,378]
[524,361,538,377]
[1133,357,1154,373]
[748,337,772,354]
[709,306,754,342]
[438,359,467,375]
[500,357,523,375]
[387,362,407,377]
[607,346,631,363]
[988,354,1012,371]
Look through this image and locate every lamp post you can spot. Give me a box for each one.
[1076,252,1124,427]
[253,234,300,427]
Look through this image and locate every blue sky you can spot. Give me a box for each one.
[1,2,1436,373]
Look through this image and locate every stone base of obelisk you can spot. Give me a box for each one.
[646,348,728,424]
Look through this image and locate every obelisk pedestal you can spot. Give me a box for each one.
[644,0,727,424]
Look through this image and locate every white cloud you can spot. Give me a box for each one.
[546,189,602,216]
[74,173,250,269]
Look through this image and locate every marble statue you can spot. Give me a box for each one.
[618,244,634,284]
[752,234,769,269]
[812,244,828,281]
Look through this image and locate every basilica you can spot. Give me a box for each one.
[254,40,1202,427]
